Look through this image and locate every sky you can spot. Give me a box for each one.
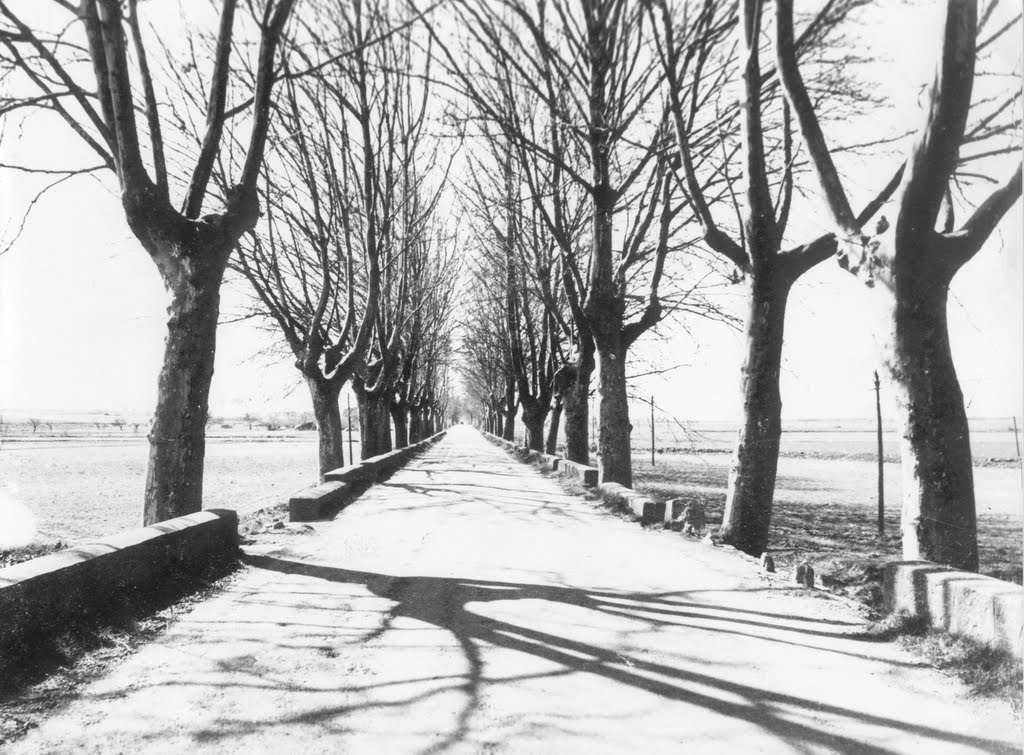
[0,1,1021,425]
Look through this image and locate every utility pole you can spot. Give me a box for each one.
[590,397,596,451]
[650,395,655,466]
[1014,416,1022,490]
[347,392,354,463]
[874,370,884,536]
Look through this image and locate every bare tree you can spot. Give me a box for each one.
[27,417,40,433]
[0,0,295,523]
[651,0,897,555]
[431,0,731,484]
[776,0,1021,570]
[389,236,459,446]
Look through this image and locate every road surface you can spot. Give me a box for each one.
[10,426,1021,754]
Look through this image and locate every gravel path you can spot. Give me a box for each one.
[11,426,1020,754]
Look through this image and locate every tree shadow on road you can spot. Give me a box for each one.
[234,554,1014,755]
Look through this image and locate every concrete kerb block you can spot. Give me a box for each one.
[539,453,560,471]
[289,481,351,522]
[324,430,447,490]
[883,560,1024,658]
[597,482,664,525]
[324,462,375,485]
[0,509,238,660]
[559,459,598,487]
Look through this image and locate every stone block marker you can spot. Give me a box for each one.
[884,561,1024,658]
[795,562,815,588]
[598,482,665,525]
[539,453,560,471]
[0,509,238,661]
[559,459,598,487]
[289,481,351,522]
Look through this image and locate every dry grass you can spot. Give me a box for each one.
[864,613,1023,713]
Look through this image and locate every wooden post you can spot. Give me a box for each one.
[347,392,354,462]
[650,396,655,466]
[874,370,884,536]
[590,397,596,450]
[1013,416,1020,459]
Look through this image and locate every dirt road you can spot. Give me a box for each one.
[10,427,1020,754]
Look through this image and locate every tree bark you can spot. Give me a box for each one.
[390,401,409,448]
[596,340,632,487]
[410,406,424,443]
[521,400,547,452]
[556,345,595,464]
[879,280,978,570]
[502,379,517,441]
[307,377,345,480]
[143,270,223,525]
[545,397,563,455]
[355,384,392,459]
[719,272,793,556]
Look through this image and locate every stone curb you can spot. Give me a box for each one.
[0,509,238,660]
[884,560,1023,658]
[291,430,448,522]
[597,482,665,525]
[482,431,663,525]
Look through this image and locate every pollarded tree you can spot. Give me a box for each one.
[432,0,723,485]
[459,247,517,438]
[229,0,434,478]
[0,0,295,523]
[389,227,459,446]
[355,183,452,458]
[652,0,897,556]
[776,0,1021,570]
[461,131,567,452]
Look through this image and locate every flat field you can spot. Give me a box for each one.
[2,419,1020,592]
[0,433,338,546]
[632,452,1023,589]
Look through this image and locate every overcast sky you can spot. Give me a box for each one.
[0,1,1020,424]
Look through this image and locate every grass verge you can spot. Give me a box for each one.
[863,613,1023,714]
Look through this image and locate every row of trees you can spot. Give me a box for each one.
[0,0,457,522]
[453,0,1020,572]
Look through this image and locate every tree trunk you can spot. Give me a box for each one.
[308,377,345,481]
[557,345,595,464]
[881,282,978,571]
[143,275,222,525]
[502,383,517,441]
[545,398,563,455]
[356,387,392,459]
[410,406,424,443]
[719,274,792,556]
[596,341,632,487]
[390,401,409,448]
[521,401,547,452]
